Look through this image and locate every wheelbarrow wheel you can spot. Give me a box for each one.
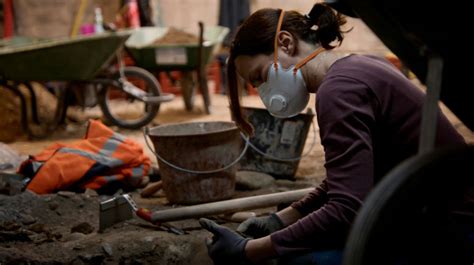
[343,145,474,265]
[98,66,161,129]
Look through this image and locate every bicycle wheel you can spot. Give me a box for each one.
[98,66,161,129]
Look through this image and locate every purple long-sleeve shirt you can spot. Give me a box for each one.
[271,54,466,254]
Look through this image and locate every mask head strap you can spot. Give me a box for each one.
[293,47,325,74]
[273,9,326,75]
[273,9,285,70]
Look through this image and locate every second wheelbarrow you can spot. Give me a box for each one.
[125,24,229,114]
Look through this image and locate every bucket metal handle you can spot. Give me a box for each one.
[144,128,250,174]
[246,120,318,162]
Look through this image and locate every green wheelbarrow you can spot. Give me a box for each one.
[0,30,174,137]
[125,23,229,114]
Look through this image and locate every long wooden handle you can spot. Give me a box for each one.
[71,0,88,37]
[141,180,163,198]
[151,188,313,223]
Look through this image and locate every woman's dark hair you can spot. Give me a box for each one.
[227,3,347,135]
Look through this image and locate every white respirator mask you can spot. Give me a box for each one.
[257,10,325,118]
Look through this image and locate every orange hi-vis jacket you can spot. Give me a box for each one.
[19,120,151,194]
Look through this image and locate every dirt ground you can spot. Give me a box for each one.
[1,92,325,265]
[1,88,473,265]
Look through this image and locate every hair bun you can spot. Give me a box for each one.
[307,4,327,26]
[304,13,317,26]
[306,3,347,49]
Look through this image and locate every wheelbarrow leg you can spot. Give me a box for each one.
[56,84,70,125]
[198,21,211,114]
[23,82,40,124]
[181,71,195,111]
[3,82,33,138]
[43,81,69,126]
[197,67,211,114]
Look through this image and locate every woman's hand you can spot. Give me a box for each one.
[237,207,303,239]
[236,213,284,238]
[199,218,252,265]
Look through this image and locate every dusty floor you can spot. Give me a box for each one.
[1,88,473,264]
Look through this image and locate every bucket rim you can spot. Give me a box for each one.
[241,106,315,118]
[147,121,240,137]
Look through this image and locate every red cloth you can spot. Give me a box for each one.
[3,0,14,38]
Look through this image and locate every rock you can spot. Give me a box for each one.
[57,191,76,198]
[84,188,98,198]
[48,201,59,211]
[236,171,275,190]
[28,223,47,233]
[142,236,154,243]
[0,221,21,231]
[0,173,25,195]
[0,231,31,242]
[69,258,83,265]
[73,244,85,250]
[123,258,144,265]
[23,189,40,199]
[230,212,256,222]
[71,222,94,235]
[79,254,105,264]
[52,231,62,240]
[20,214,36,225]
[64,232,86,242]
[101,243,113,257]
[71,195,84,206]
[275,179,315,190]
[28,233,49,244]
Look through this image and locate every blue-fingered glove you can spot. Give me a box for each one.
[237,213,284,239]
[199,218,252,265]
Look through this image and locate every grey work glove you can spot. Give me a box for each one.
[237,213,284,239]
[199,218,252,265]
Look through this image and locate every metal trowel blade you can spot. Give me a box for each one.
[99,195,134,232]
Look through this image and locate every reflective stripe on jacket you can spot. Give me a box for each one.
[20,119,151,194]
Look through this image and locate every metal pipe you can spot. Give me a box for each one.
[419,54,443,154]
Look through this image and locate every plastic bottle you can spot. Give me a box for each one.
[94,7,105,33]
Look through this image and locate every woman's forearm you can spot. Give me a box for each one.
[245,235,277,263]
[276,206,303,226]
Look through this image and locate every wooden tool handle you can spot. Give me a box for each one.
[140,180,163,198]
[150,188,313,223]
